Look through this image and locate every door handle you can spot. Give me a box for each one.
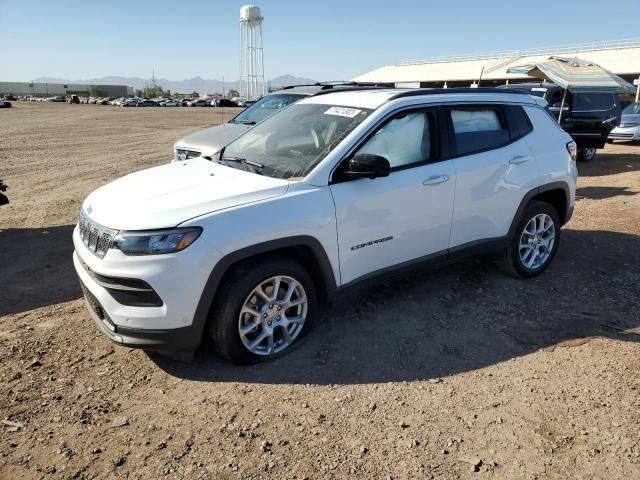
[422,175,449,186]
[509,155,530,165]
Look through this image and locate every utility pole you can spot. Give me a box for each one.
[636,75,639,102]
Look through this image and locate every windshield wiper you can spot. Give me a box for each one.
[220,156,264,173]
[237,120,256,125]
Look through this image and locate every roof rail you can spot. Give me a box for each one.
[280,81,392,90]
[390,87,528,100]
[312,85,396,97]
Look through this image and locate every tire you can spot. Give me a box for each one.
[498,200,561,278]
[577,147,597,162]
[209,256,317,364]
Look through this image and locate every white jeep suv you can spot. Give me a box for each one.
[73,88,578,364]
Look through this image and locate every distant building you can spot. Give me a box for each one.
[353,39,640,89]
[0,81,134,98]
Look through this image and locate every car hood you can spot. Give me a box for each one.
[621,114,640,124]
[83,158,289,230]
[174,123,252,156]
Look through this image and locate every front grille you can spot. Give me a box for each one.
[78,210,117,259]
[79,280,116,331]
[175,148,202,161]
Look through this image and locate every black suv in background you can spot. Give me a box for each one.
[500,82,635,161]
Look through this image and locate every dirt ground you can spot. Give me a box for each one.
[1,102,639,480]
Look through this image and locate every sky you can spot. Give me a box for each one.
[1,0,639,82]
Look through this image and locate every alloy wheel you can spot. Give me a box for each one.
[518,214,556,270]
[238,275,308,356]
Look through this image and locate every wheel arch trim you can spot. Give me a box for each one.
[508,182,571,238]
[189,236,338,348]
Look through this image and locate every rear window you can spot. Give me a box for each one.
[449,107,510,156]
[232,93,305,124]
[572,92,614,111]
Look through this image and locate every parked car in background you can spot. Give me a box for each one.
[0,98,12,108]
[180,98,193,106]
[187,99,210,107]
[97,97,115,105]
[159,99,181,107]
[137,99,158,107]
[608,102,640,143]
[211,98,239,107]
[174,84,384,161]
[500,82,634,161]
[75,88,576,363]
[122,98,141,107]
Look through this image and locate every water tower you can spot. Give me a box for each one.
[239,5,265,100]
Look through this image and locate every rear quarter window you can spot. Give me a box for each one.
[504,105,534,140]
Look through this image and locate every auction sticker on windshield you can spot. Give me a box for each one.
[324,106,362,118]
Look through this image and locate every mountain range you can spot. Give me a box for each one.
[31,74,318,93]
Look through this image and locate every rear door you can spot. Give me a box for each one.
[445,103,538,248]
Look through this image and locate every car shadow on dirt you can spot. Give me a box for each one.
[0,225,79,316]
[576,185,638,200]
[578,149,640,177]
[152,229,640,385]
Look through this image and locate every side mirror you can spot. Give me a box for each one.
[343,154,391,179]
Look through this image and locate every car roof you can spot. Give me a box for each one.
[300,87,538,110]
[300,89,399,108]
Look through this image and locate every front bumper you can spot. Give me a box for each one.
[608,126,640,141]
[72,225,222,353]
[78,277,198,353]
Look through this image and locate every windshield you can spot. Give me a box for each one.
[623,102,640,114]
[231,93,306,124]
[222,103,373,179]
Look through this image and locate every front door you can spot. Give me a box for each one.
[329,108,455,285]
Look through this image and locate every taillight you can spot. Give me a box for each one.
[566,141,577,163]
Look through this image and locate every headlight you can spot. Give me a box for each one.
[112,227,202,255]
[175,148,202,161]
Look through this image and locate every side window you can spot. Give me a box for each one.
[504,105,534,140]
[356,112,432,169]
[573,92,614,112]
[449,107,510,156]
